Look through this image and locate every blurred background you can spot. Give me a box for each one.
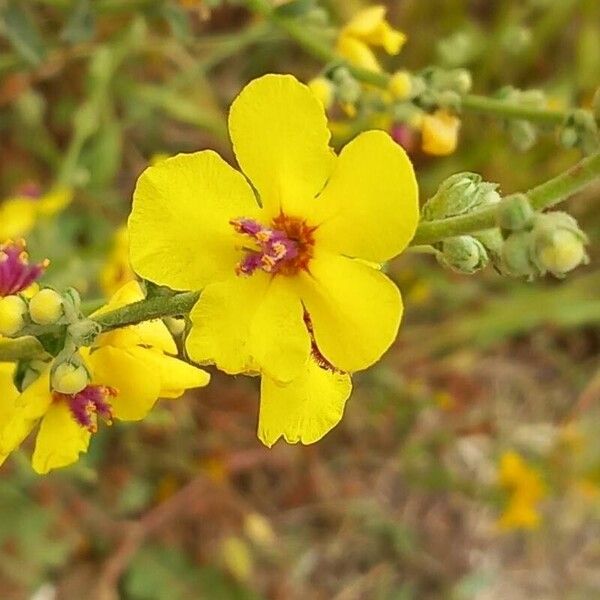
[0,1,599,598]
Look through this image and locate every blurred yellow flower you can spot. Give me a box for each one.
[100,225,136,297]
[0,281,209,474]
[498,451,546,531]
[337,6,406,71]
[421,110,461,156]
[0,185,72,241]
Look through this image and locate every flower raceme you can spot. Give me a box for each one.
[129,74,419,446]
[0,282,209,474]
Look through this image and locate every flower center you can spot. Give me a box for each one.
[231,214,315,276]
[54,385,117,433]
[0,240,49,296]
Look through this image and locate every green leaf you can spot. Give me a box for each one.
[0,1,46,66]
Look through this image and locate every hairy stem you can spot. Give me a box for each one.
[412,151,600,245]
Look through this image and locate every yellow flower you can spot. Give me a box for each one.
[337,5,406,71]
[129,74,418,383]
[498,451,546,531]
[0,185,72,240]
[421,110,461,156]
[100,225,136,297]
[0,281,209,474]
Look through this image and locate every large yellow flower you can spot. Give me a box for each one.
[0,281,209,474]
[337,5,406,72]
[0,185,72,240]
[129,74,418,387]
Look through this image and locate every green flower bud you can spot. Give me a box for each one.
[509,119,537,151]
[497,193,535,232]
[422,172,501,220]
[531,212,589,277]
[51,359,90,395]
[334,69,361,104]
[559,126,579,149]
[500,231,538,279]
[438,236,489,274]
[68,319,102,347]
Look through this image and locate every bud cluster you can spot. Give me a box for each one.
[421,172,502,274]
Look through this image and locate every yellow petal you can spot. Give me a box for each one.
[249,277,311,382]
[336,35,382,72]
[37,186,73,216]
[127,346,210,398]
[88,346,161,421]
[0,198,36,239]
[258,360,352,447]
[313,130,419,262]
[421,110,460,156]
[0,369,52,457]
[186,274,269,375]
[0,363,18,427]
[129,150,259,291]
[31,402,90,475]
[298,252,402,373]
[94,281,177,354]
[342,6,405,55]
[228,74,335,218]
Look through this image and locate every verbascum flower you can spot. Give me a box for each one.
[0,281,209,474]
[100,225,136,297]
[129,75,418,445]
[337,6,406,71]
[498,451,546,531]
[0,184,72,240]
[129,74,418,382]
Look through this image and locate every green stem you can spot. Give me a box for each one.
[411,151,600,245]
[0,337,48,362]
[244,0,590,127]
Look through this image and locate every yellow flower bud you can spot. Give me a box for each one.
[0,295,27,336]
[421,109,461,156]
[388,70,413,100]
[537,229,587,275]
[52,362,89,395]
[307,77,334,110]
[29,288,63,325]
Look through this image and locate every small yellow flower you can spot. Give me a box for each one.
[0,281,209,474]
[337,6,406,71]
[128,74,418,445]
[100,226,136,297]
[0,185,72,240]
[421,109,461,156]
[498,451,546,531]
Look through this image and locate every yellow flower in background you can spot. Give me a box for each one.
[0,184,72,241]
[498,451,546,531]
[100,226,136,297]
[421,109,461,156]
[337,5,406,71]
[0,281,209,474]
[129,74,418,385]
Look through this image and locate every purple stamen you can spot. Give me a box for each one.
[0,240,49,296]
[231,218,299,276]
[57,385,117,433]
